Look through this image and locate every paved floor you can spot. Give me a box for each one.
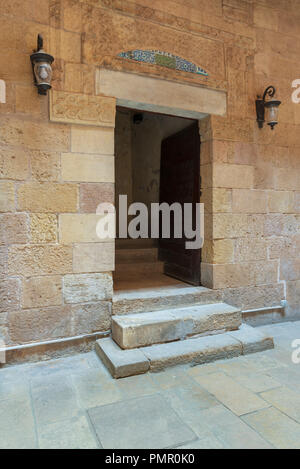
[1,321,300,449]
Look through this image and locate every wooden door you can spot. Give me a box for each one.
[159,122,201,285]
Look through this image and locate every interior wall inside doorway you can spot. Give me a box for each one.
[115,108,195,216]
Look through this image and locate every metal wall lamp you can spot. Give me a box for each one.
[30,34,54,95]
[256,86,281,130]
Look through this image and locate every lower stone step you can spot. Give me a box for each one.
[112,303,242,349]
[95,324,274,379]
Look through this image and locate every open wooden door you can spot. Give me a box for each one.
[159,122,201,285]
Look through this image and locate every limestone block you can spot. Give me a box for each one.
[18,183,78,213]
[212,239,234,263]
[59,214,114,244]
[8,245,72,276]
[0,246,7,277]
[235,238,268,262]
[0,214,29,245]
[30,214,57,244]
[228,324,274,354]
[268,191,294,213]
[213,164,254,189]
[71,302,111,335]
[0,278,20,313]
[60,30,81,63]
[222,284,285,311]
[61,153,114,183]
[254,5,279,31]
[210,261,278,289]
[8,306,72,344]
[213,189,232,213]
[63,273,113,304]
[50,91,116,127]
[95,338,150,379]
[0,117,70,152]
[73,242,115,273]
[264,214,299,237]
[30,150,60,181]
[280,259,300,282]
[232,189,267,213]
[63,0,82,33]
[286,280,300,316]
[80,183,115,213]
[22,276,62,309]
[274,168,300,191]
[0,146,29,180]
[213,213,264,239]
[71,126,114,155]
[15,85,44,116]
[0,181,15,212]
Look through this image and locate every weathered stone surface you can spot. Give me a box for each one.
[0,146,29,180]
[61,153,114,183]
[232,189,267,213]
[0,214,29,245]
[95,337,150,379]
[0,246,7,277]
[59,214,112,244]
[142,334,242,371]
[0,181,15,212]
[0,278,20,313]
[63,273,113,304]
[30,214,57,244]
[234,238,268,262]
[22,276,62,309]
[112,303,241,350]
[15,84,44,116]
[64,63,95,94]
[30,150,60,182]
[71,126,114,155]
[213,214,265,239]
[208,261,278,289]
[50,91,116,127]
[213,164,254,189]
[73,243,115,273]
[18,183,78,213]
[71,302,111,335]
[268,191,294,213]
[80,183,115,213]
[228,324,274,354]
[8,305,72,344]
[222,283,285,311]
[8,245,72,276]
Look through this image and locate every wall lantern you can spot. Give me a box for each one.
[256,86,281,130]
[30,34,54,95]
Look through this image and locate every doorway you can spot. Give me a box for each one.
[114,107,201,290]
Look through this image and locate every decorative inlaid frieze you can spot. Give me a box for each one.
[50,91,116,127]
[118,50,208,77]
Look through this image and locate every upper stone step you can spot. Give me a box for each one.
[113,285,222,316]
[112,303,242,349]
[116,248,158,264]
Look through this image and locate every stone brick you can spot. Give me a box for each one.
[232,189,267,213]
[80,183,115,213]
[213,214,264,239]
[71,302,111,335]
[286,280,300,316]
[71,126,115,155]
[254,5,279,31]
[63,273,113,304]
[60,30,82,63]
[73,243,115,273]
[61,153,114,183]
[30,214,57,244]
[209,239,235,264]
[63,0,82,32]
[222,283,285,311]
[0,214,29,245]
[8,245,72,276]
[213,189,232,213]
[264,214,300,237]
[64,63,95,94]
[268,191,294,213]
[8,306,73,345]
[254,164,275,190]
[0,181,15,212]
[50,91,116,127]
[0,146,29,180]
[22,276,62,309]
[0,117,70,152]
[213,164,254,189]
[280,259,300,282]
[30,151,60,181]
[18,183,78,213]
[59,214,112,244]
[268,236,300,260]
[0,278,20,313]
[0,246,7,277]
[210,261,278,289]
[15,85,44,116]
[235,238,268,262]
[274,168,300,191]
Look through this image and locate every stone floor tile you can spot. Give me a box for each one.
[260,386,300,423]
[267,366,300,393]
[151,367,195,389]
[187,362,223,377]
[88,394,197,449]
[175,433,225,449]
[38,414,100,449]
[162,383,218,419]
[115,374,159,399]
[230,371,281,393]
[71,369,122,408]
[213,420,273,449]
[194,372,270,416]
[243,407,300,449]
[31,375,80,426]
[0,398,37,449]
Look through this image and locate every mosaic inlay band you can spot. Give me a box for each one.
[118,50,209,76]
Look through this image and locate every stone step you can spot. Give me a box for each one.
[116,248,158,264]
[95,324,274,378]
[112,303,242,349]
[114,261,164,276]
[112,285,222,316]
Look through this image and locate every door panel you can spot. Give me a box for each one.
[159,122,201,285]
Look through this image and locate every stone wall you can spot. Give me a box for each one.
[0,0,300,348]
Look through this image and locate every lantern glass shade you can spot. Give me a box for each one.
[265,100,281,129]
[34,61,52,88]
